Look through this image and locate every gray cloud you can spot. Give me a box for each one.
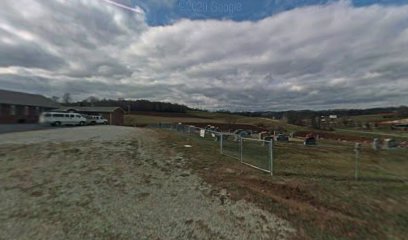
[0,0,407,110]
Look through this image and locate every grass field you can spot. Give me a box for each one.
[125,111,304,131]
[131,112,408,239]
[160,129,408,240]
[333,113,408,140]
[126,111,408,142]
[334,128,408,141]
[347,113,398,123]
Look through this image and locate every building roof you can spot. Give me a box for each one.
[57,106,124,113]
[0,89,59,108]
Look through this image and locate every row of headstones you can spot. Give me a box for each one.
[372,138,398,150]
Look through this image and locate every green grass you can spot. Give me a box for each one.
[125,111,304,132]
[347,113,399,123]
[334,128,408,141]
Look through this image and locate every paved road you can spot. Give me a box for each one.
[0,124,53,134]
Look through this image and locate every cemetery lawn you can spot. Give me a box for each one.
[125,111,303,131]
[159,129,408,240]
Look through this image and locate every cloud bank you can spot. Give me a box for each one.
[0,0,407,110]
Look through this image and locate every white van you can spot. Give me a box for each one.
[39,112,87,126]
[83,115,109,125]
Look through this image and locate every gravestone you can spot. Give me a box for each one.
[263,136,274,146]
[384,138,398,149]
[372,138,380,151]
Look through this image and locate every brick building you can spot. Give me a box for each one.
[57,106,125,125]
[0,89,59,124]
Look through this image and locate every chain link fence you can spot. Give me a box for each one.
[149,123,408,181]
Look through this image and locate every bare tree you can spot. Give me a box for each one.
[85,96,99,106]
[51,96,60,103]
[62,93,72,104]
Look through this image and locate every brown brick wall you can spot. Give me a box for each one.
[110,109,124,125]
[99,110,124,125]
[0,104,51,124]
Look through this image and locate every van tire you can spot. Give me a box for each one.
[54,121,61,127]
[79,121,85,126]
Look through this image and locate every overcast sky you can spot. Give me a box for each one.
[0,0,407,111]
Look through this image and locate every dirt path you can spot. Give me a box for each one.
[0,126,294,240]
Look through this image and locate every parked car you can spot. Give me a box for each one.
[84,115,108,125]
[39,112,87,126]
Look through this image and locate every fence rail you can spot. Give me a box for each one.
[149,123,408,181]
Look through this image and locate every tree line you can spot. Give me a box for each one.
[237,106,408,129]
[54,94,189,113]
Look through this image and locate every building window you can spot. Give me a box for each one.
[36,107,40,115]
[10,105,16,116]
[24,106,29,116]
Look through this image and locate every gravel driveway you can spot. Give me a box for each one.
[0,126,294,239]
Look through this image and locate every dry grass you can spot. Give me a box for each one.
[125,111,303,131]
[159,129,408,240]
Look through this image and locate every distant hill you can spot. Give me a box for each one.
[64,99,189,113]
[236,106,408,119]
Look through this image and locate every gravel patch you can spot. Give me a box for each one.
[0,127,294,239]
[0,126,136,145]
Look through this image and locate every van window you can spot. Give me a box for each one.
[65,114,70,117]
[69,114,75,118]
[53,114,64,118]
[44,113,51,117]
[24,106,29,116]
[76,115,82,118]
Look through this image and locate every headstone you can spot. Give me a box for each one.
[200,129,205,138]
[354,143,361,152]
[239,131,249,138]
[304,134,317,145]
[372,138,380,151]
[275,134,289,142]
[258,131,268,140]
[384,138,398,149]
[263,136,273,146]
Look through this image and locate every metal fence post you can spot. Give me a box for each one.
[354,143,361,181]
[240,137,243,163]
[269,139,274,176]
[220,133,223,154]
